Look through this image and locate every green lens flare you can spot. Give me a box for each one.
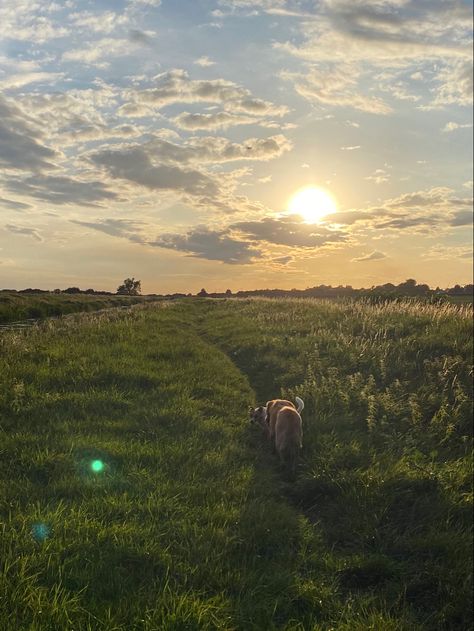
[91,459,104,472]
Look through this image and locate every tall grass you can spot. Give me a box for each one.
[199,297,473,630]
[1,298,472,629]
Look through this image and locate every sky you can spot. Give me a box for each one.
[0,0,472,293]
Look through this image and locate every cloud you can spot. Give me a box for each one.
[121,69,289,118]
[172,111,256,130]
[78,212,349,265]
[282,65,392,114]
[432,59,473,108]
[276,0,472,111]
[0,95,58,172]
[90,133,291,174]
[273,255,294,265]
[16,89,118,143]
[231,215,348,248]
[69,10,129,34]
[0,72,65,90]
[62,38,139,67]
[324,187,473,232]
[449,209,473,227]
[194,56,216,67]
[71,218,146,242]
[442,121,473,133]
[6,175,118,206]
[341,145,361,151]
[86,132,290,215]
[129,0,162,5]
[0,196,32,211]
[128,29,155,45]
[5,223,43,241]
[150,227,261,264]
[0,1,70,42]
[216,0,310,17]
[183,134,292,162]
[365,168,390,184]
[351,250,387,262]
[421,244,473,261]
[89,146,219,197]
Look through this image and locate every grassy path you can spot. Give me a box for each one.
[0,302,329,630]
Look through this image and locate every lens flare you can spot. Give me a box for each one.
[91,459,104,473]
[32,522,50,542]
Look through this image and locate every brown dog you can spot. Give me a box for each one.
[266,397,304,444]
[250,396,304,472]
[273,401,303,473]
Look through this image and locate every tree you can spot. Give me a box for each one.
[197,288,208,297]
[117,278,141,295]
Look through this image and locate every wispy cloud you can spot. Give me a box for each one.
[442,121,473,133]
[351,250,387,263]
[6,223,43,241]
[194,56,216,67]
[6,175,118,206]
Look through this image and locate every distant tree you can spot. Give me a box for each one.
[117,278,141,295]
[63,287,81,294]
[197,288,208,297]
[396,278,427,296]
[225,289,232,296]
[53,288,61,294]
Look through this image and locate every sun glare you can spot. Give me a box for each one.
[288,187,337,223]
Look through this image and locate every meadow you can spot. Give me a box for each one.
[0,297,472,630]
[0,292,158,326]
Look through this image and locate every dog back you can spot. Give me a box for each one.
[266,399,295,441]
[274,405,303,471]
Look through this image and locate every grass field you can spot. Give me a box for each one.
[0,298,472,630]
[0,292,159,325]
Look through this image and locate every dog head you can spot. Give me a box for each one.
[248,405,267,426]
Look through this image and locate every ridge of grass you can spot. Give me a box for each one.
[0,292,159,325]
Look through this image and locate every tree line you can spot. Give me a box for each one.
[196,279,473,300]
[2,278,472,299]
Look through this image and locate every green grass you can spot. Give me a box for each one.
[0,298,472,629]
[0,292,158,325]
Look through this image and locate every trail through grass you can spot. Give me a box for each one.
[1,298,472,630]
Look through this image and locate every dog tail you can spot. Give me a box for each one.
[295,396,304,413]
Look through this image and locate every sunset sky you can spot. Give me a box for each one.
[0,0,472,293]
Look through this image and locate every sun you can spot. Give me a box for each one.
[288,187,337,223]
